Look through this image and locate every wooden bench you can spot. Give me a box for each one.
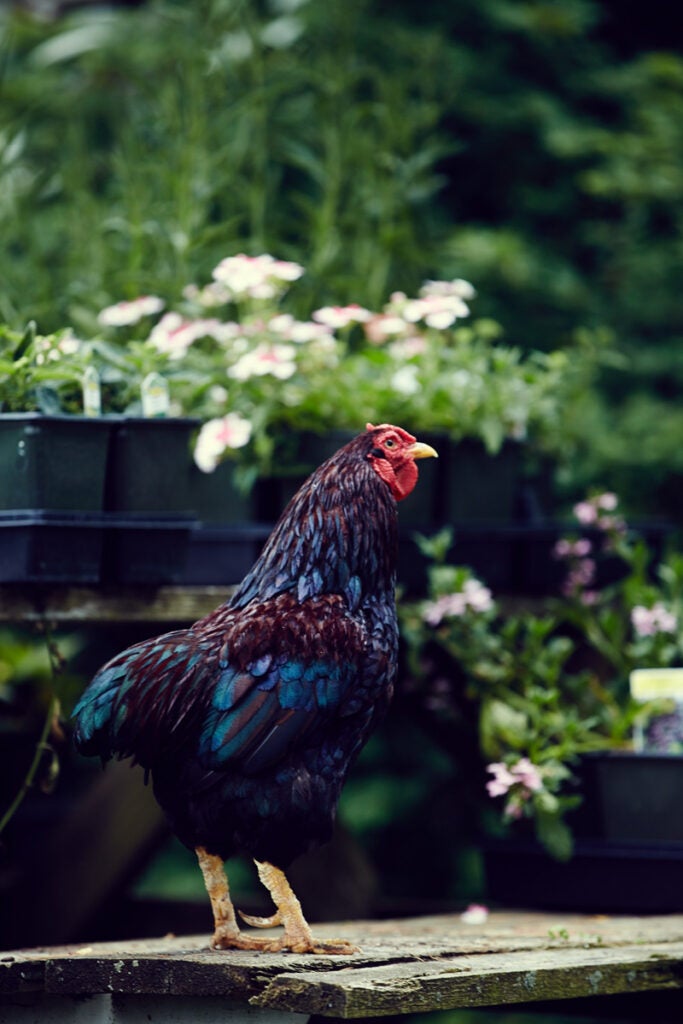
[3,911,683,1022]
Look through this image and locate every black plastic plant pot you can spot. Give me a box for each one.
[0,511,104,583]
[576,751,683,844]
[0,413,112,512]
[102,514,197,585]
[181,524,271,585]
[105,417,199,514]
[483,836,683,913]
[442,438,525,524]
[187,462,259,525]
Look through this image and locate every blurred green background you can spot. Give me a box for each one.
[2,0,683,515]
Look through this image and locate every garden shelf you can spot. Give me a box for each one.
[0,511,105,584]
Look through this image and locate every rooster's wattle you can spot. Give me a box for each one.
[72,423,437,953]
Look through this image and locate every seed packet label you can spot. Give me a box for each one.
[82,366,102,417]
[141,373,170,418]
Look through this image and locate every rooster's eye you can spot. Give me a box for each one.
[384,439,396,449]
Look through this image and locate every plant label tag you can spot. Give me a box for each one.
[631,668,683,753]
[141,372,170,418]
[82,366,102,417]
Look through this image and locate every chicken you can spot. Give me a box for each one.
[72,423,437,954]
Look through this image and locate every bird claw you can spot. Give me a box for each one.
[238,908,283,929]
[255,935,360,955]
[210,929,279,951]
[211,925,359,955]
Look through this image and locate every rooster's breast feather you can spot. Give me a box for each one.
[72,592,371,775]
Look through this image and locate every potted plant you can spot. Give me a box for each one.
[0,322,112,582]
[156,254,594,526]
[399,495,683,911]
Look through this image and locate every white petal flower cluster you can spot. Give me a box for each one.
[212,254,304,300]
[98,295,165,327]
[194,412,253,473]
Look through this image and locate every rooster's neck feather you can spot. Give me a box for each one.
[231,442,397,609]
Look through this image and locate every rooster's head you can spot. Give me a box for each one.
[364,423,438,501]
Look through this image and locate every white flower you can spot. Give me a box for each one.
[274,317,336,345]
[463,578,494,612]
[312,304,372,329]
[391,365,420,396]
[423,578,493,625]
[193,413,252,473]
[208,385,229,405]
[58,332,81,355]
[387,336,427,359]
[148,314,234,359]
[596,492,618,511]
[228,342,298,381]
[212,254,303,300]
[420,278,476,301]
[98,295,165,327]
[364,314,409,344]
[183,281,232,308]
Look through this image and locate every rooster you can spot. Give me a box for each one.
[72,423,437,954]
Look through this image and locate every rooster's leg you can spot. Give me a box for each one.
[244,859,359,954]
[196,846,274,951]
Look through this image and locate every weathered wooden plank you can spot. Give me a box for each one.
[252,941,683,1017]
[3,913,683,1017]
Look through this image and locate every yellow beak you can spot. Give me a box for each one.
[408,440,438,460]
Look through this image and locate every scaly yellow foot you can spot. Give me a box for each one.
[251,860,360,955]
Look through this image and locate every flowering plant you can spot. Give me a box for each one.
[0,321,91,414]
[399,497,683,859]
[80,253,591,475]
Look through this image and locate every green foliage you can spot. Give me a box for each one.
[399,504,683,859]
[0,321,93,412]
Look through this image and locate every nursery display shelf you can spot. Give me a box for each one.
[0,585,236,625]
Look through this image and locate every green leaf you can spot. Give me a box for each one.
[535,809,574,862]
[480,698,529,756]
[13,322,36,362]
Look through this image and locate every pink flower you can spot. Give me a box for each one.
[596,492,618,511]
[631,603,677,637]
[422,579,493,625]
[574,500,598,525]
[460,903,489,924]
[486,758,544,804]
[512,757,543,793]
[486,762,517,798]
[553,537,592,560]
